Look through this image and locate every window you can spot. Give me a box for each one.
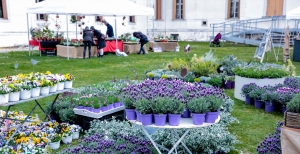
[202,20,207,26]
[36,0,44,20]
[0,0,8,19]
[172,0,185,20]
[129,16,135,23]
[155,0,162,20]
[227,0,240,19]
[95,16,103,22]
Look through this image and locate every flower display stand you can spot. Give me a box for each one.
[234,75,285,101]
[129,116,220,154]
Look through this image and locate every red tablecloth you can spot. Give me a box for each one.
[103,40,123,52]
[29,40,41,50]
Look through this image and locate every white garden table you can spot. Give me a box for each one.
[73,106,125,118]
[130,116,220,154]
[0,89,73,145]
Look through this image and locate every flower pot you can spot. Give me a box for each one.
[57,82,64,91]
[93,108,101,113]
[281,105,287,114]
[113,102,122,108]
[49,84,57,93]
[108,104,114,110]
[191,113,206,125]
[168,114,181,126]
[254,99,264,109]
[49,141,61,150]
[77,106,84,109]
[62,135,72,144]
[101,106,109,112]
[85,107,93,112]
[225,82,232,89]
[154,114,167,126]
[72,132,80,139]
[9,91,20,102]
[181,108,191,118]
[125,109,136,120]
[140,113,153,126]
[40,86,50,96]
[265,102,275,113]
[205,111,219,123]
[135,110,141,122]
[20,89,31,100]
[31,87,40,97]
[231,81,235,89]
[0,94,9,104]
[64,81,73,89]
[245,95,254,105]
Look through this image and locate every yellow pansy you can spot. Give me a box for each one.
[45,71,52,75]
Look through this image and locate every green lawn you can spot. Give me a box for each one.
[0,42,298,153]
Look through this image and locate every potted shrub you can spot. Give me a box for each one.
[120,97,136,120]
[206,96,223,123]
[249,87,265,108]
[276,87,296,113]
[48,133,62,150]
[261,90,278,113]
[241,83,258,105]
[223,75,232,89]
[166,98,185,126]
[188,97,210,125]
[135,98,153,126]
[0,84,10,104]
[285,94,300,129]
[113,96,121,108]
[107,96,115,110]
[20,81,32,100]
[151,97,168,126]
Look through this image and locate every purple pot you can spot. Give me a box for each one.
[245,95,254,105]
[231,81,235,89]
[191,113,206,125]
[168,114,181,126]
[125,109,136,120]
[224,82,232,89]
[85,107,93,112]
[108,104,114,110]
[113,102,122,108]
[135,110,141,122]
[282,105,287,114]
[254,99,264,109]
[140,113,153,126]
[154,114,167,126]
[205,111,219,123]
[265,102,275,113]
[101,106,109,112]
[93,108,101,113]
[181,108,191,118]
[77,106,84,109]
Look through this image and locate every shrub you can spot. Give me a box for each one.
[208,77,223,87]
[286,93,300,113]
[241,83,258,97]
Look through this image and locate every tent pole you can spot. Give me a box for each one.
[114,15,119,52]
[76,14,78,39]
[27,13,30,56]
[66,14,69,60]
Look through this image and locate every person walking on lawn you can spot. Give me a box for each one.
[133,31,148,54]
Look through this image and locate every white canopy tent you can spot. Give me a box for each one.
[26,0,154,59]
[286,6,300,20]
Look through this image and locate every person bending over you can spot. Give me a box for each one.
[82,26,93,59]
[133,32,148,54]
[90,26,106,58]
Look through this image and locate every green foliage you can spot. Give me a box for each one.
[167,58,191,71]
[119,97,135,109]
[287,94,300,113]
[249,87,265,100]
[147,72,154,78]
[166,98,185,114]
[207,96,223,112]
[151,97,169,114]
[194,78,200,82]
[135,98,152,114]
[187,97,210,113]
[207,77,222,87]
[192,61,219,77]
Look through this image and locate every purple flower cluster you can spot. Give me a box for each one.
[283,77,300,89]
[61,133,154,154]
[119,79,226,105]
[275,87,298,104]
[257,121,283,154]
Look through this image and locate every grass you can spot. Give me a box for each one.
[0,42,299,153]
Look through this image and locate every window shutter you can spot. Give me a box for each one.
[132,16,135,23]
[172,0,176,20]
[182,0,185,20]
[156,0,162,20]
[2,0,8,19]
[227,0,231,19]
[238,0,240,19]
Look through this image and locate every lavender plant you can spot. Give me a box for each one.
[241,83,258,97]
[283,77,300,89]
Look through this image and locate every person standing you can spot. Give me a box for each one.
[133,32,148,54]
[103,20,114,38]
[90,26,106,58]
[82,26,93,59]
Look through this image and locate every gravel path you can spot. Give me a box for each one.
[0,46,38,53]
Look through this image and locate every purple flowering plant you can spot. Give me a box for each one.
[275,87,297,105]
[283,77,300,89]
[241,83,258,97]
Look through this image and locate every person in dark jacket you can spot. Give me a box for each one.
[90,26,106,58]
[82,26,93,59]
[133,32,148,54]
[103,21,114,38]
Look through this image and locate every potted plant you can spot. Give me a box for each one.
[166,98,185,126]
[70,124,81,139]
[39,78,52,96]
[241,83,258,105]
[0,84,10,104]
[107,96,115,110]
[223,75,232,89]
[151,97,168,126]
[276,87,296,113]
[64,73,75,89]
[285,93,300,129]
[135,98,153,126]
[206,96,223,123]
[120,97,136,120]
[56,74,66,91]
[48,133,62,150]
[19,81,32,100]
[92,98,101,113]
[188,97,210,125]
[30,80,41,97]
[113,96,121,108]
[249,87,265,108]
[60,123,73,144]
[8,82,21,102]
[261,90,278,112]
[83,98,93,112]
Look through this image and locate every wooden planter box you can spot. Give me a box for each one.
[285,111,300,129]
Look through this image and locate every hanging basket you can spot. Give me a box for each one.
[284,111,300,129]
